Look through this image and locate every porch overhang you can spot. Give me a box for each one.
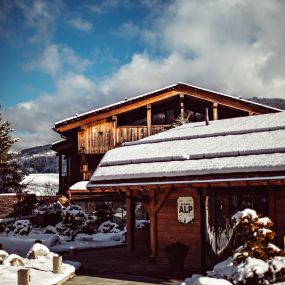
[87,174,285,191]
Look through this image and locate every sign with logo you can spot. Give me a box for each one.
[177,197,194,224]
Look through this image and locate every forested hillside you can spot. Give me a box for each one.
[17,144,58,174]
[249,97,285,110]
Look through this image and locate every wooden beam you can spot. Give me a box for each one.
[213,102,218,120]
[149,188,157,259]
[126,190,135,251]
[180,94,185,116]
[147,104,152,137]
[112,115,117,147]
[154,188,172,215]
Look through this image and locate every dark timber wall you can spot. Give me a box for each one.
[156,187,201,270]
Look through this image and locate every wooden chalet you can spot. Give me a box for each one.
[87,112,285,272]
[52,82,280,195]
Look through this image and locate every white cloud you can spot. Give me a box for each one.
[25,44,91,77]
[88,0,129,14]
[115,21,140,38]
[5,0,285,150]
[14,0,62,43]
[68,17,93,32]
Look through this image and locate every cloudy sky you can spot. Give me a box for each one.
[1,0,285,151]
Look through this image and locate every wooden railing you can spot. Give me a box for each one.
[116,125,171,145]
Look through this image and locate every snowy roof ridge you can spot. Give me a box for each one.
[54,82,281,128]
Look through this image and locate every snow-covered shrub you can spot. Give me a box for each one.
[26,243,50,259]
[0,250,8,264]
[33,201,63,226]
[3,254,24,266]
[98,221,120,233]
[13,219,31,235]
[91,202,113,225]
[207,209,285,285]
[44,225,57,234]
[45,234,61,247]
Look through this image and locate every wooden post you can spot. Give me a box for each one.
[147,104,152,137]
[126,190,135,251]
[18,269,30,285]
[180,94,185,116]
[205,108,210,125]
[112,115,118,147]
[249,112,254,116]
[58,154,62,194]
[213,102,218,120]
[149,188,157,259]
[53,255,62,274]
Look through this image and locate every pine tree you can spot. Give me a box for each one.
[0,106,25,193]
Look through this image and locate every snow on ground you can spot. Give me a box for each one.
[22,173,59,196]
[0,230,125,256]
[1,250,80,285]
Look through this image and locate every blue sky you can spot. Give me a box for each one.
[1,0,285,150]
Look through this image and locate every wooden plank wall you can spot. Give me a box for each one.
[269,188,285,248]
[156,187,201,270]
[78,122,114,154]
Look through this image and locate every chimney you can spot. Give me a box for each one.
[205,108,209,126]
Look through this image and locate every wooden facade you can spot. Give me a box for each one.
[52,83,279,195]
[89,177,285,272]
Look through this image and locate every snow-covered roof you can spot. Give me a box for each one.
[88,112,285,186]
[69,181,88,191]
[55,82,281,129]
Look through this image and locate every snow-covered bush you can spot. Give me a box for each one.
[208,209,285,285]
[13,219,31,235]
[181,209,285,285]
[26,243,50,259]
[44,225,57,234]
[98,221,120,233]
[33,201,63,226]
[3,254,24,266]
[0,250,8,264]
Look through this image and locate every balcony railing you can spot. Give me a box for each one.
[116,125,171,145]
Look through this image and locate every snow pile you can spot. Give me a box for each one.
[3,253,25,266]
[182,274,232,285]
[13,220,31,235]
[26,243,50,259]
[181,209,285,285]
[98,221,120,233]
[0,250,8,264]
